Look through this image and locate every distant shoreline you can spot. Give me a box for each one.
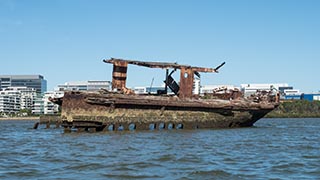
[265,100,320,118]
[0,117,39,121]
[0,116,320,121]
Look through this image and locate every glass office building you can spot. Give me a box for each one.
[0,75,47,94]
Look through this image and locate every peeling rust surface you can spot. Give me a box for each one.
[47,57,279,132]
[112,60,128,90]
[179,67,194,98]
[57,91,279,131]
[103,58,223,73]
[104,58,226,99]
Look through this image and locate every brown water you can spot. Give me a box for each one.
[0,118,319,179]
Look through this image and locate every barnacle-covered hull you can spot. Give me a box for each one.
[59,91,278,131]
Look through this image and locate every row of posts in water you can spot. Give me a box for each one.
[33,121,185,132]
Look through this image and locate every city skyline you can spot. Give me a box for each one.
[0,73,305,94]
[1,0,320,92]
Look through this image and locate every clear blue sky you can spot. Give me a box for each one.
[1,0,320,92]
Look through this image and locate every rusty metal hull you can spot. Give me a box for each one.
[59,91,278,131]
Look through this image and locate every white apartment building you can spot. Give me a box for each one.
[56,80,111,91]
[0,85,66,115]
[32,95,44,115]
[43,91,64,114]
[32,91,64,115]
[0,87,38,114]
[0,89,21,114]
[193,78,200,95]
[5,87,37,110]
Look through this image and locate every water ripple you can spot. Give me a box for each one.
[0,118,320,179]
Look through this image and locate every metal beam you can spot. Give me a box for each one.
[103,58,221,73]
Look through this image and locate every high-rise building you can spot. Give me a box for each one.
[0,75,47,94]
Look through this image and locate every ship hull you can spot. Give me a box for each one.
[59,91,278,131]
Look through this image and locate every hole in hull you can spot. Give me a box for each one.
[159,123,165,130]
[128,123,136,131]
[176,123,183,129]
[108,124,114,131]
[149,123,156,130]
[118,125,124,131]
[168,123,174,130]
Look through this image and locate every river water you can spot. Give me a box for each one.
[0,118,319,180]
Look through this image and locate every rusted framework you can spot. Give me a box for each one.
[103,58,225,99]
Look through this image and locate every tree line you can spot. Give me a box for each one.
[266,100,320,118]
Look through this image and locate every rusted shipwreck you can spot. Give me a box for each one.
[52,58,279,132]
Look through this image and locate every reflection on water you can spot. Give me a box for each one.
[0,118,319,179]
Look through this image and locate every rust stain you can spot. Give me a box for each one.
[47,57,279,132]
[104,58,225,99]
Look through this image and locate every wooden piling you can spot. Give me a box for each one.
[33,122,39,129]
